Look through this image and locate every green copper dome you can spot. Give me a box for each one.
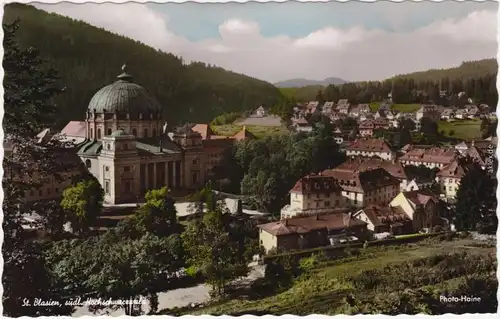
[87,65,161,117]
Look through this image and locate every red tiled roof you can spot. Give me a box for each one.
[357,205,411,227]
[61,121,86,138]
[322,167,400,193]
[399,147,456,164]
[336,157,407,180]
[191,124,214,140]
[402,189,439,206]
[232,126,256,141]
[258,212,366,236]
[437,159,467,178]
[347,138,392,152]
[290,174,341,194]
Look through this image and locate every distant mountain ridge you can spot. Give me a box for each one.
[274,77,347,88]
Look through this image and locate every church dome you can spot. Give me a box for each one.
[87,65,161,117]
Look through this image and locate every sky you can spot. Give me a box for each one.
[33,1,498,83]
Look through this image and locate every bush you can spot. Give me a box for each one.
[211,112,241,125]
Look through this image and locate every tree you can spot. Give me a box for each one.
[129,187,181,237]
[60,177,104,234]
[182,203,250,297]
[47,231,185,315]
[2,19,75,316]
[454,160,497,231]
[420,118,438,136]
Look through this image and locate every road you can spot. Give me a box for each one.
[72,263,265,316]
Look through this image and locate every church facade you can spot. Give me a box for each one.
[55,65,253,204]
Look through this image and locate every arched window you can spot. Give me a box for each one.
[90,128,94,139]
[97,128,102,139]
[107,128,112,136]
[85,159,91,168]
[152,128,157,137]
[144,128,149,138]
[132,128,137,137]
[105,166,109,172]
[107,143,111,150]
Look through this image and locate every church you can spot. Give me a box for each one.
[35,65,255,204]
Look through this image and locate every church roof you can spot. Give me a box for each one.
[87,64,161,117]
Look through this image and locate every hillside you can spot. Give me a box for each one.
[394,59,497,82]
[275,77,347,88]
[3,4,283,128]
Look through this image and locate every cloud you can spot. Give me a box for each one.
[34,3,497,83]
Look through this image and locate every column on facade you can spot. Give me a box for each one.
[153,163,157,189]
[172,161,177,189]
[145,164,149,190]
[167,162,170,188]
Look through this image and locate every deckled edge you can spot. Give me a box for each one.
[0,0,498,318]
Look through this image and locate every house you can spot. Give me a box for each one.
[373,118,390,130]
[389,119,400,129]
[346,138,396,160]
[354,205,412,235]
[322,101,335,115]
[390,189,441,231]
[436,159,468,202]
[337,99,349,106]
[255,106,267,117]
[359,120,375,137]
[466,108,479,119]
[258,212,368,253]
[454,109,467,120]
[335,156,410,191]
[349,106,361,118]
[404,179,434,192]
[322,167,401,208]
[280,174,345,219]
[440,109,455,121]
[386,111,398,120]
[357,104,371,114]
[293,117,313,133]
[374,109,386,119]
[416,105,441,122]
[398,147,457,169]
[306,101,320,114]
[337,104,351,115]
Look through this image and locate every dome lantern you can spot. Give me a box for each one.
[117,64,133,82]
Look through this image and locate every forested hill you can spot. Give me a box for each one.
[393,59,497,82]
[3,4,283,128]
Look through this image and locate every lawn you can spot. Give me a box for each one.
[212,124,290,139]
[438,119,481,140]
[174,237,495,316]
[369,102,421,113]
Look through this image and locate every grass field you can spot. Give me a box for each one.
[212,124,290,139]
[177,237,495,315]
[369,102,420,113]
[438,119,481,140]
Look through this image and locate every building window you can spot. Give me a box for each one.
[325,201,330,207]
[107,143,111,150]
[97,128,102,139]
[123,144,128,150]
[38,189,43,196]
[105,181,110,194]
[47,188,51,195]
[107,128,112,136]
[152,128,157,137]
[192,172,198,184]
[85,159,92,168]
[90,128,94,139]
[132,128,137,136]
[125,181,131,193]
[144,128,149,138]
[105,166,109,172]
[30,190,34,196]
[192,159,198,165]
[55,188,59,193]
[316,193,320,199]
[124,166,131,172]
